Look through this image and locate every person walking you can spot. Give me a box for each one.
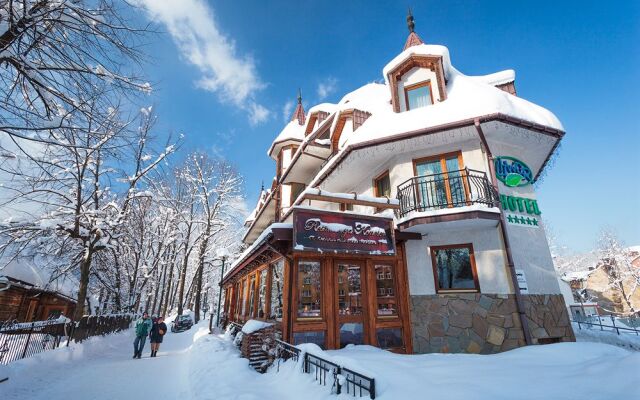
[133,312,152,359]
[149,316,167,357]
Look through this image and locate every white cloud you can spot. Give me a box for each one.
[135,0,269,124]
[248,102,270,125]
[282,100,294,123]
[317,77,338,100]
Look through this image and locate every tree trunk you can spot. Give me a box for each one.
[73,246,93,321]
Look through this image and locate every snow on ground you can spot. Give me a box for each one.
[2,322,639,400]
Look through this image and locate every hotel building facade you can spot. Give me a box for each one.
[221,17,574,354]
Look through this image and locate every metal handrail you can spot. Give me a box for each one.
[396,168,498,218]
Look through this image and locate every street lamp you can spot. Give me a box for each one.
[214,248,230,330]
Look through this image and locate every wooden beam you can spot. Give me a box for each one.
[302,193,400,210]
[394,230,422,241]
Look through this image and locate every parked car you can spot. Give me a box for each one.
[171,315,193,333]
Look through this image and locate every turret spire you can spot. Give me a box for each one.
[403,8,424,50]
[291,88,306,125]
[407,7,415,32]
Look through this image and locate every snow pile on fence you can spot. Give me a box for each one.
[573,322,640,351]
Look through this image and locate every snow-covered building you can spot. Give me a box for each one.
[222,14,574,354]
[0,258,77,322]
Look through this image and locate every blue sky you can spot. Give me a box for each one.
[135,0,639,252]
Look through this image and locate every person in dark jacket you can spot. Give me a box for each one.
[133,312,153,359]
[149,316,167,357]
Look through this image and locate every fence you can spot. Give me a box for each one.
[0,314,136,365]
[273,339,376,399]
[68,314,136,343]
[573,315,640,336]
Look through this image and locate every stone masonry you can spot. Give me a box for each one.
[410,293,574,354]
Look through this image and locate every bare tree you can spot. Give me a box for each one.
[0,104,177,320]
[598,228,639,315]
[0,0,152,144]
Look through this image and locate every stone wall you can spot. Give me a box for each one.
[522,294,575,343]
[410,293,574,354]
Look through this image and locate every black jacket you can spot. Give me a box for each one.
[149,322,167,343]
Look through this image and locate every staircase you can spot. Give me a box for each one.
[238,325,276,372]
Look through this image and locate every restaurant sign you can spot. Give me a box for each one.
[293,210,395,255]
[494,156,533,187]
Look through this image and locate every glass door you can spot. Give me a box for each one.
[335,261,367,348]
[415,153,466,209]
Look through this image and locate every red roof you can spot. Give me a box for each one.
[403,31,424,50]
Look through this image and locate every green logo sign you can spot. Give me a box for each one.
[494,156,533,187]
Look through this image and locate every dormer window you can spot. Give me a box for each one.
[404,81,433,110]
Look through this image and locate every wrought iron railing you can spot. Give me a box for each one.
[302,352,376,399]
[396,168,498,218]
[573,315,640,335]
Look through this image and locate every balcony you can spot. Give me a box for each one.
[396,168,498,219]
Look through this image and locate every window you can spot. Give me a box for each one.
[337,264,362,316]
[374,171,391,198]
[303,277,311,285]
[240,279,247,316]
[340,322,364,348]
[248,275,257,318]
[375,265,398,317]
[376,328,404,349]
[404,81,433,110]
[293,331,326,349]
[338,289,345,297]
[257,269,267,319]
[297,260,321,319]
[430,244,480,292]
[290,183,306,205]
[270,260,284,320]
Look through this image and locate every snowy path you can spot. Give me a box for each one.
[3,323,204,400]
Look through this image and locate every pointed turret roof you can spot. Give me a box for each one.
[291,89,306,125]
[403,8,424,50]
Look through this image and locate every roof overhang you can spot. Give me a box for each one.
[311,113,564,192]
[242,192,276,245]
[280,114,335,184]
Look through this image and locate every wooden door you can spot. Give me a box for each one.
[334,260,368,348]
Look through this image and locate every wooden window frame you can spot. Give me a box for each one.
[404,80,434,111]
[295,258,324,322]
[429,243,481,294]
[373,170,391,213]
[373,170,391,198]
[412,151,470,207]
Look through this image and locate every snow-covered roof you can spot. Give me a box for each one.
[470,69,516,86]
[267,120,305,158]
[0,257,78,299]
[225,222,292,280]
[308,103,337,115]
[561,270,597,282]
[244,188,271,226]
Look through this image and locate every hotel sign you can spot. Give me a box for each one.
[495,156,533,187]
[293,210,395,255]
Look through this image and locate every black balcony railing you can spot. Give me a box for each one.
[396,168,498,218]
